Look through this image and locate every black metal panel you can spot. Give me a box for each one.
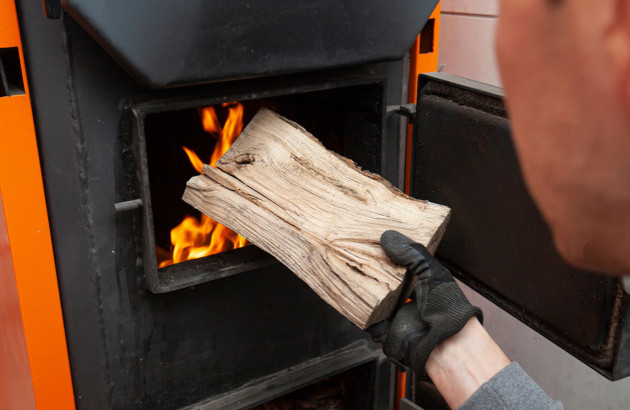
[61,0,438,88]
[43,0,62,19]
[16,4,117,407]
[411,73,628,379]
[184,341,383,409]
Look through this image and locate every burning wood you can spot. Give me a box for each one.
[183,108,450,329]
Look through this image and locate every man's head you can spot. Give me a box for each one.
[496,0,630,274]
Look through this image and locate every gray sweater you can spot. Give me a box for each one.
[458,363,563,409]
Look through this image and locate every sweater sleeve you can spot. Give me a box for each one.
[457,362,563,410]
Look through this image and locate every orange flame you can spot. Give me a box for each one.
[158,102,248,268]
[182,146,204,174]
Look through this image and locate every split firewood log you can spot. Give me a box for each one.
[183,108,450,329]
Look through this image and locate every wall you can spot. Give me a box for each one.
[439,1,630,408]
[439,0,500,87]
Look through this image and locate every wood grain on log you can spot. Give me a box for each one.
[183,108,450,329]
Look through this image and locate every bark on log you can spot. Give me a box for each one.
[183,108,450,329]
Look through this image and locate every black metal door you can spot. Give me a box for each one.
[410,72,630,380]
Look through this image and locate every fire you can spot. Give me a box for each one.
[182,146,204,174]
[158,102,248,268]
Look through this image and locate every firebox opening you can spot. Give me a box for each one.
[149,102,250,269]
[142,81,383,291]
[419,19,435,54]
[0,47,25,97]
[249,361,375,410]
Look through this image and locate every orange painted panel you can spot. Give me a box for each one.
[394,369,407,410]
[0,0,75,408]
[397,4,441,405]
[405,3,441,194]
[0,192,36,410]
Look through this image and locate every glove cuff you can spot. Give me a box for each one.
[406,282,484,380]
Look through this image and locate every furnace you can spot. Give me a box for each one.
[10,0,440,408]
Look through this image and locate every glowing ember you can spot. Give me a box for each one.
[158,102,248,268]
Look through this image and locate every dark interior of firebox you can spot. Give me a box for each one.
[143,83,383,280]
[250,361,375,410]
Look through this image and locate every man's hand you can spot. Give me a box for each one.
[367,230,483,379]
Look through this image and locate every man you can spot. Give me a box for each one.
[370,0,630,408]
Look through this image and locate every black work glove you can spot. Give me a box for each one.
[368,230,483,380]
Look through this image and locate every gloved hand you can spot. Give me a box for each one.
[368,230,483,380]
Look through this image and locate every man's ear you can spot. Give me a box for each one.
[604,0,630,107]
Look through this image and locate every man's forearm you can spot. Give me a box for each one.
[425,317,510,408]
